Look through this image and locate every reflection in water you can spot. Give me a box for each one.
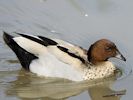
[68,0,114,16]
[68,0,88,16]
[6,59,19,64]
[88,84,125,100]
[6,69,125,100]
[97,0,114,13]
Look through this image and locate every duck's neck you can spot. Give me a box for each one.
[89,60,107,65]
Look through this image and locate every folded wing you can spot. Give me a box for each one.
[3,32,87,71]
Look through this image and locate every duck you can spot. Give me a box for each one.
[3,32,126,81]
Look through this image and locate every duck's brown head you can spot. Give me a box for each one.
[87,39,126,64]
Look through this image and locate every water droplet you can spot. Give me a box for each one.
[84,14,88,17]
[51,30,56,33]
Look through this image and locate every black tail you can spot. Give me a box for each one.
[3,32,38,70]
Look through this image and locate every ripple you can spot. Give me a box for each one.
[114,64,132,81]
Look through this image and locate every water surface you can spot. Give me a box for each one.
[0,0,133,100]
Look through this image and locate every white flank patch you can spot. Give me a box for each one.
[30,52,83,81]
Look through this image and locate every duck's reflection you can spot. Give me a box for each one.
[88,84,125,100]
[6,69,125,100]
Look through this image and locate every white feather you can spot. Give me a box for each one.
[30,52,83,81]
[13,37,47,56]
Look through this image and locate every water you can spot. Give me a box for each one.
[0,0,133,100]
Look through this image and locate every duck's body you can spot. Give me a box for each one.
[3,32,126,81]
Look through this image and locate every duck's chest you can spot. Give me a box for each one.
[83,62,116,80]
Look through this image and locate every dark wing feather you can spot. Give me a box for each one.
[38,36,57,45]
[57,46,85,63]
[3,32,38,70]
[15,32,57,46]
[16,33,48,46]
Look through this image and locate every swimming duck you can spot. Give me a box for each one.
[3,32,126,81]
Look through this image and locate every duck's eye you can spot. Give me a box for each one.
[105,47,112,51]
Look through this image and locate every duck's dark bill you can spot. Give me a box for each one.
[115,51,126,61]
